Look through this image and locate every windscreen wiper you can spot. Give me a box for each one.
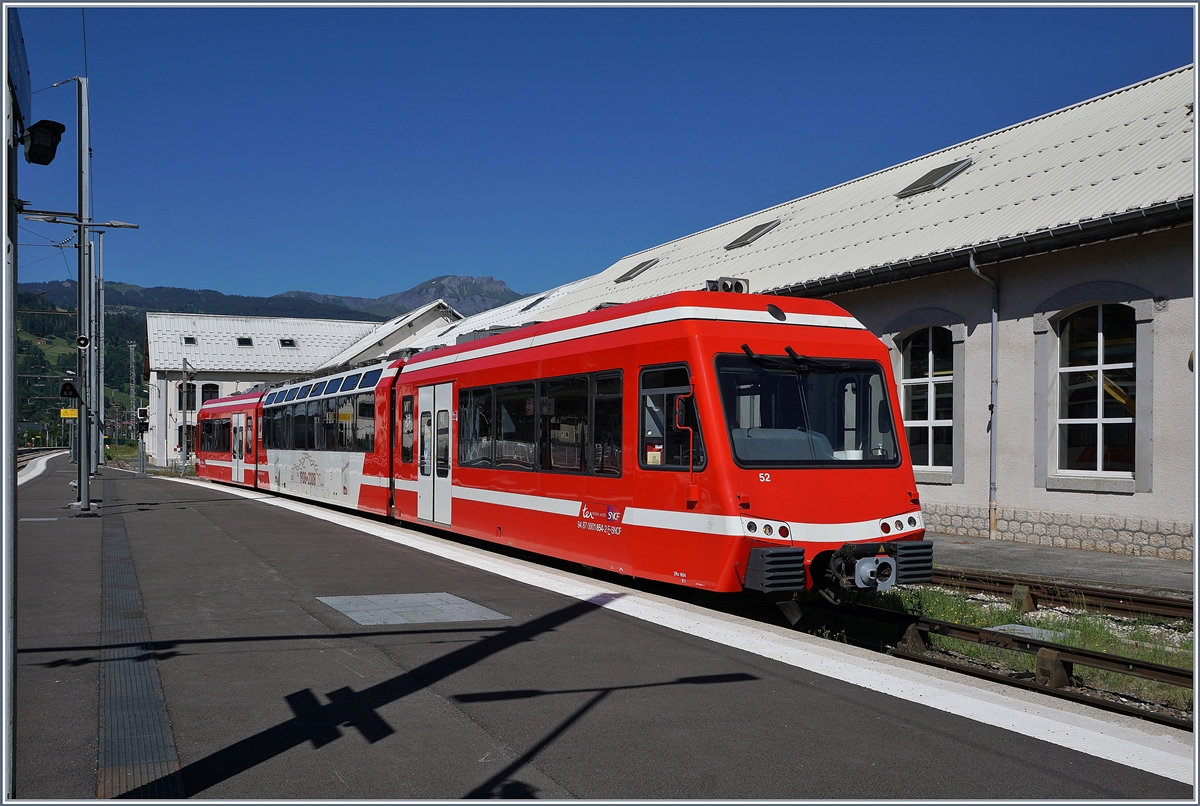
[741,344,797,372]
[785,345,850,371]
[740,343,851,372]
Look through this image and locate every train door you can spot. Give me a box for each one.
[231,412,244,481]
[244,410,256,486]
[416,383,453,525]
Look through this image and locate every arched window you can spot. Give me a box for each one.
[899,326,953,470]
[201,383,220,404]
[1057,304,1135,474]
[177,382,196,411]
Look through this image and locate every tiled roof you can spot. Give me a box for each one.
[413,64,1194,349]
[146,312,378,373]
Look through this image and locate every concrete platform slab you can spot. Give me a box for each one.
[12,457,1193,799]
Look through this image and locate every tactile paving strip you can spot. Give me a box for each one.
[316,592,510,625]
[97,480,185,798]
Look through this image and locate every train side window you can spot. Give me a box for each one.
[435,409,450,477]
[356,392,376,452]
[592,372,622,476]
[458,387,493,468]
[540,376,588,473]
[640,365,705,470]
[419,411,432,476]
[319,398,336,453]
[495,383,536,470]
[337,396,356,451]
[400,396,414,463]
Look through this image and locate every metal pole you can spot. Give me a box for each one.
[969,252,999,539]
[96,230,104,466]
[75,76,90,510]
[5,72,20,800]
[88,239,98,474]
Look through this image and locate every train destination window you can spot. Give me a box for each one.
[715,353,898,467]
[495,383,536,470]
[640,365,705,470]
[458,388,493,468]
[401,396,414,463]
[593,372,622,476]
[540,376,588,473]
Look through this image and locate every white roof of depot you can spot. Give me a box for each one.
[146,312,378,373]
[413,64,1194,350]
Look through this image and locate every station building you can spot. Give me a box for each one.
[412,65,1195,560]
[144,301,460,466]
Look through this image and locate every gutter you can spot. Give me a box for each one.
[767,197,1192,298]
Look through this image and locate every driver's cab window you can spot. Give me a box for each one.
[640,364,705,469]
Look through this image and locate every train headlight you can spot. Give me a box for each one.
[747,521,757,533]
[894,520,904,531]
[908,516,917,527]
[762,524,773,536]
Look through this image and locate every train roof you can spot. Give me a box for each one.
[198,389,266,414]
[260,358,396,407]
[402,290,863,374]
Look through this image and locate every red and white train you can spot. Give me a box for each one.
[196,290,933,596]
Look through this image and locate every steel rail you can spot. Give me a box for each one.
[888,647,1193,731]
[931,567,1194,621]
[832,601,1194,689]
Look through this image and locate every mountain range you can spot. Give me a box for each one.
[17,275,526,321]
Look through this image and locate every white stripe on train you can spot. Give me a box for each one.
[404,305,865,374]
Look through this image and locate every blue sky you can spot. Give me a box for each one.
[12,5,1194,300]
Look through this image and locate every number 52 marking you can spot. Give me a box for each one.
[758,472,771,482]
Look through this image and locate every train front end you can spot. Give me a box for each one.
[693,296,934,598]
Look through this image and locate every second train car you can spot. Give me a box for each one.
[197,290,934,596]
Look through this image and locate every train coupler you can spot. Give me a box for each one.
[829,540,933,592]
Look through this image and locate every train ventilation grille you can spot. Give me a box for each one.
[744,547,806,594]
[893,541,934,585]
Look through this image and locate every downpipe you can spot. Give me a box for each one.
[969,252,999,540]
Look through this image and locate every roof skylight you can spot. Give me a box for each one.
[236,337,253,347]
[895,157,973,198]
[614,258,658,283]
[521,295,548,312]
[724,219,780,250]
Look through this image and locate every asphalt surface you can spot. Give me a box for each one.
[13,456,1193,799]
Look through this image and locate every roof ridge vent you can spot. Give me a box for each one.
[724,219,780,250]
[896,157,973,199]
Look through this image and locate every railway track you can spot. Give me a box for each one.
[931,567,1194,621]
[809,598,1194,731]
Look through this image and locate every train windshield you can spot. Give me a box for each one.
[715,353,899,467]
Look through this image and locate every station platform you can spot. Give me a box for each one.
[928,530,1195,594]
[12,456,1193,799]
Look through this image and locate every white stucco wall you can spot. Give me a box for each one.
[829,225,1193,552]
